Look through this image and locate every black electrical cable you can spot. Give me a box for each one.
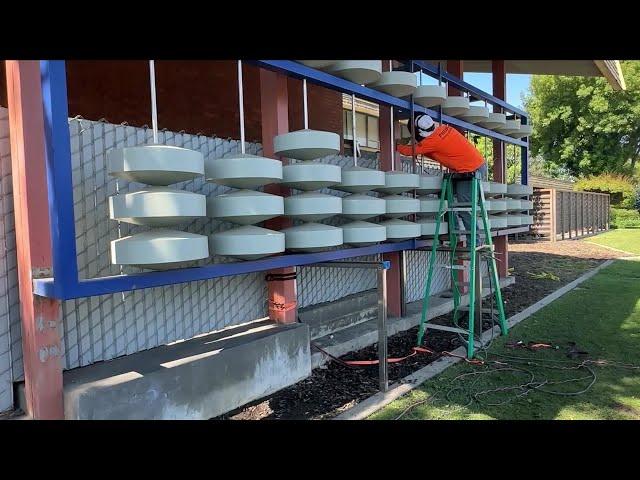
[395,349,640,420]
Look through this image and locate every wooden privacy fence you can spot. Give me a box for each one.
[531,188,610,241]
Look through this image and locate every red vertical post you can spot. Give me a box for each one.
[260,69,297,324]
[6,61,64,419]
[378,60,402,317]
[446,60,464,96]
[447,61,465,135]
[492,60,508,278]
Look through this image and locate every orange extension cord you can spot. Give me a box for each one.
[311,343,485,368]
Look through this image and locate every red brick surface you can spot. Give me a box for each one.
[1,61,343,143]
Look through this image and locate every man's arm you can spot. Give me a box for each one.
[396,139,434,157]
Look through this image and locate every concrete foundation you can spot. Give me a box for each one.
[299,290,379,340]
[61,320,310,420]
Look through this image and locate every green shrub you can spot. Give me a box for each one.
[611,207,640,229]
[575,174,636,209]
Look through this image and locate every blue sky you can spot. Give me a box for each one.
[464,73,532,109]
[417,72,532,109]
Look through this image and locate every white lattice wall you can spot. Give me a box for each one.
[0,113,454,413]
[0,108,20,413]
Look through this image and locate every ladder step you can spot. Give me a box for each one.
[424,324,470,335]
[437,245,493,253]
[458,306,498,314]
[456,277,491,287]
[452,230,488,236]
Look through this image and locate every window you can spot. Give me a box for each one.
[343,109,380,151]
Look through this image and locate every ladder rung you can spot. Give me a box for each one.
[456,278,491,287]
[458,306,498,314]
[437,245,493,253]
[452,230,488,235]
[424,324,470,335]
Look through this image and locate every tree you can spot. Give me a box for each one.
[524,61,640,178]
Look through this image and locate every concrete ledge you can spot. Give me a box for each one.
[311,277,515,369]
[63,320,311,420]
[299,290,378,339]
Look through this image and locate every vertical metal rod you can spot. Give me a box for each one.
[400,251,407,317]
[378,267,388,392]
[149,60,159,144]
[237,60,246,155]
[303,78,309,130]
[351,94,358,167]
[409,62,417,176]
[390,107,395,171]
[437,62,444,149]
[467,179,478,358]
[388,60,395,171]
[475,259,483,337]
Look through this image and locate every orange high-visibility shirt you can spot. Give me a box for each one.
[397,125,485,173]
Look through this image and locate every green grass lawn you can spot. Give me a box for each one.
[371,258,640,420]
[585,228,640,255]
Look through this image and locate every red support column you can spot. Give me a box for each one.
[492,60,508,278]
[6,60,64,419]
[378,60,403,317]
[446,60,464,97]
[260,69,297,324]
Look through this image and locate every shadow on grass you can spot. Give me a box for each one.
[375,258,640,420]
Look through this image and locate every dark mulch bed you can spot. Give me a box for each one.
[215,239,622,420]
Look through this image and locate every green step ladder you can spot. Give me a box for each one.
[416,173,508,358]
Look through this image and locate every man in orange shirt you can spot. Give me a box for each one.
[397,113,488,234]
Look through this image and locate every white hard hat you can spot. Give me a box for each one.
[415,114,435,139]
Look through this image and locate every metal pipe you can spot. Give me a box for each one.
[400,251,407,317]
[306,260,390,269]
[390,103,395,171]
[148,60,158,144]
[237,60,246,155]
[410,61,417,176]
[378,267,388,392]
[475,259,483,337]
[389,60,395,171]
[303,78,309,130]
[351,94,357,167]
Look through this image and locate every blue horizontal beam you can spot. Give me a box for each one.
[251,60,527,147]
[33,225,529,300]
[33,240,417,300]
[403,60,529,118]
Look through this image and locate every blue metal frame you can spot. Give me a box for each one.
[40,60,81,299]
[402,60,529,118]
[250,60,527,147]
[520,117,529,185]
[35,240,415,300]
[33,60,530,301]
[403,60,531,185]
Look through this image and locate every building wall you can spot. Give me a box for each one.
[0,62,449,413]
[0,61,343,144]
